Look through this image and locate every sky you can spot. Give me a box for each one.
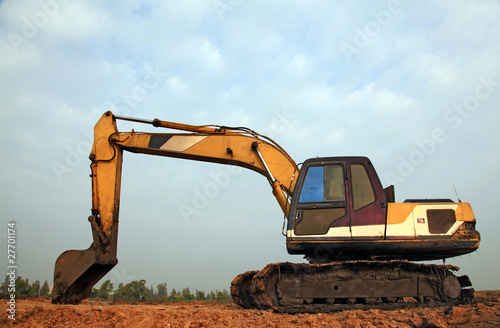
[0,1,499,294]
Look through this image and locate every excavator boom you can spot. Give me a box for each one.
[52,111,298,303]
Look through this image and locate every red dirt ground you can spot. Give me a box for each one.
[1,292,499,327]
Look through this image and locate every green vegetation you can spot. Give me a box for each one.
[88,279,231,303]
[1,275,232,303]
[0,276,51,297]
[89,279,115,300]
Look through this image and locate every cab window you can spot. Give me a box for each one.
[298,165,345,203]
[325,165,345,201]
[351,164,375,210]
[295,164,346,235]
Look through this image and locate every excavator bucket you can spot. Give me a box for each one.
[52,248,116,304]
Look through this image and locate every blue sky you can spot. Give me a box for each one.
[0,1,499,293]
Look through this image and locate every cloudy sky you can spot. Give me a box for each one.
[1,1,499,293]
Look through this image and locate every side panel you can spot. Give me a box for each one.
[385,203,469,239]
[385,203,416,239]
[412,204,462,237]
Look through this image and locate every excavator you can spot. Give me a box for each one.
[53,111,480,312]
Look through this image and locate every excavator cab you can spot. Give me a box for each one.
[286,157,480,262]
[288,157,387,237]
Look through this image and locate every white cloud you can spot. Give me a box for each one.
[49,2,107,40]
[166,76,188,92]
[199,38,223,68]
[345,82,413,113]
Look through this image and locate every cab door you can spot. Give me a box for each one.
[347,159,387,240]
[292,160,351,239]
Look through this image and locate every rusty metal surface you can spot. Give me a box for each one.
[231,261,473,313]
[52,248,117,304]
[230,271,259,308]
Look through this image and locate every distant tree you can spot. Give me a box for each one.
[167,288,178,302]
[215,289,231,303]
[98,280,114,300]
[28,280,41,295]
[208,290,216,301]
[182,288,195,301]
[89,288,99,298]
[148,285,158,299]
[15,277,29,295]
[157,283,168,299]
[172,294,185,302]
[168,288,187,302]
[0,276,9,294]
[39,281,50,296]
[113,283,124,300]
[120,280,148,301]
[196,290,206,301]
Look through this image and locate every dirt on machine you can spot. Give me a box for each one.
[53,111,480,312]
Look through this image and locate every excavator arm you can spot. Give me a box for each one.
[53,111,299,304]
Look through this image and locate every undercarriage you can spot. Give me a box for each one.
[231,260,473,313]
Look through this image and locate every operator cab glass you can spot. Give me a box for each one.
[294,164,347,235]
[298,165,346,204]
[351,164,376,210]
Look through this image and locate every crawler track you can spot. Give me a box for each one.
[231,261,473,313]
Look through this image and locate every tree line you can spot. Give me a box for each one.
[0,276,50,296]
[90,279,231,303]
[0,276,231,303]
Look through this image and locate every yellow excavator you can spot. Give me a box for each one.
[53,111,480,311]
